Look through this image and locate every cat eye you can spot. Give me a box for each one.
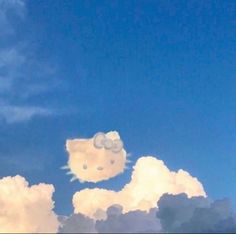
[93,132,106,148]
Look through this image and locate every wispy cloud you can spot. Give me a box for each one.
[0,47,26,93]
[0,0,61,123]
[0,46,58,122]
[0,45,59,97]
[0,47,25,68]
[0,104,53,123]
[0,0,25,35]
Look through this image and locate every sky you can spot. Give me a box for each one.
[0,0,236,230]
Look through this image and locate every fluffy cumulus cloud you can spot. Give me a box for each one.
[157,193,236,233]
[73,156,206,219]
[65,131,128,183]
[0,175,59,233]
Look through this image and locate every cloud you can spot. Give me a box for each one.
[0,45,59,96]
[0,0,25,16]
[0,46,58,124]
[157,193,210,232]
[157,193,236,233]
[73,156,206,219]
[0,0,61,124]
[0,47,25,69]
[58,214,97,233]
[65,131,128,183]
[0,104,53,123]
[95,205,161,233]
[58,205,161,233]
[0,175,59,233]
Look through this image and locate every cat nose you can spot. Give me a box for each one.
[97,166,103,171]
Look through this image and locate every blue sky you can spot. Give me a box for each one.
[0,0,236,216]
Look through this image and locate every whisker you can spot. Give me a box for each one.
[70,176,77,182]
[66,171,73,175]
[61,165,69,170]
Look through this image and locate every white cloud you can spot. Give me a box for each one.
[65,131,128,183]
[0,175,59,233]
[73,156,206,219]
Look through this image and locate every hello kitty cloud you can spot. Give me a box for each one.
[64,131,129,183]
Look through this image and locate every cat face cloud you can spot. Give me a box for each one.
[65,131,128,183]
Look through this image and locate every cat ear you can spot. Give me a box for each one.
[66,140,81,153]
[66,140,73,152]
[66,139,88,153]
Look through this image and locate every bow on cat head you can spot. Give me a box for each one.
[93,132,123,153]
